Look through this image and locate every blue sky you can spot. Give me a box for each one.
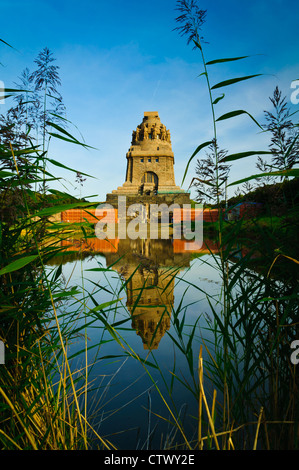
[1,0,298,200]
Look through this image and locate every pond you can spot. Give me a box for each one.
[47,226,298,451]
[49,232,226,450]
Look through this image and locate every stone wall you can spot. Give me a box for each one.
[59,205,222,224]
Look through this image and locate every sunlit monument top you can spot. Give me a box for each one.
[106,111,190,203]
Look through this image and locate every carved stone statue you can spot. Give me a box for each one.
[143,125,148,140]
[152,124,157,139]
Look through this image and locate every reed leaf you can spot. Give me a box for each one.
[212,94,225,105]
[216,109,262,129]
[47,157,95,176]
[0,254,39,274]
[181,140,213,185]
[206,56,250,65]
[221,150,272,163]
[211,74,262,90]
[228,168,299,186]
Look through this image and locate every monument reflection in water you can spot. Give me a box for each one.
[60,233,219,350]
[104,238,191,350]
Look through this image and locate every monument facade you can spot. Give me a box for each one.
[106,112,190,206]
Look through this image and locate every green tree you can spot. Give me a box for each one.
[30,47,66,152]
[193,140,230,205]
[257,86,299,178]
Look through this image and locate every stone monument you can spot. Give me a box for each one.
[106,112,190,206]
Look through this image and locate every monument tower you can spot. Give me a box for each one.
[106,112,190,205]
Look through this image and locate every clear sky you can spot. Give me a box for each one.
[1,0,298,201]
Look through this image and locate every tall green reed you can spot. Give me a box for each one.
[0,41,117,448]
[174,0,299,449]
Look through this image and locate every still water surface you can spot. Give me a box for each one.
[55,235,224,449]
